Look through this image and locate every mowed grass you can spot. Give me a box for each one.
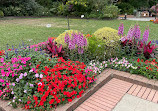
[0,17,158,50]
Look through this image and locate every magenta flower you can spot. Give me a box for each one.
[118,23,124,36]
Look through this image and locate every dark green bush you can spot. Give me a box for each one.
[117,2,134,15]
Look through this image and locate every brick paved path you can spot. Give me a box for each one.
[75,78,158,111]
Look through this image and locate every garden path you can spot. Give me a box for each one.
[75,78,158,111]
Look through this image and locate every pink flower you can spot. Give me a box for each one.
[0,58,4,63]
[35,73,39,78]
[0,79,4,83]
[12,83,15,86]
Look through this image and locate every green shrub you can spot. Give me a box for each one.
[94,27,121,59]
[102,5,120,19]
[117,2,134,15]
[0,10,4,17]
[49,2,60,15]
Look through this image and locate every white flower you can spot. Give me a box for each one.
[97,10,99,12]
[98,45,101,47]
[46,24,51,28]
[110,40,114,42]
[81,15,84,18]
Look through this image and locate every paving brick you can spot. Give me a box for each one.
[98,88,124,98]
[137,87,147,98]
[142,88,151,99]
[94,92,119,103]
[92,94,116,106]
[132,85,142,96]
[85,100,110,111]
[77,103,99,111]
[129,74,137,80]
[88,97,114,109]
[147,89,156,101]
[127,84,137,94]
[94,91,121,101]
[152,91,158,103]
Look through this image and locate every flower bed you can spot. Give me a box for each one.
[0,23,158,111]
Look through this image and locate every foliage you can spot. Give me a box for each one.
[56,30,81,48]
[65,0,88,16]
[1,0,50,16]
[117,2,134,15]
[102,5,120,19]
[0,10,4,18]
[93,27,120,59]
[41,38,65,58]
[119,24,157,59]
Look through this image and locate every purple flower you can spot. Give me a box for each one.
[38,82,42,86]
[24,72,27,77]
[68,40,75,50]
[40,74,43,78]
[24,90,27,93]
[118,23,124,36]
[65,33,70,44]
[127,28,134,40]
[19,99,22,102]
[142,27,149,42]
[133,25,141,39]
[35,73,39,78]
[16,78,19,82]
[29,84,34,87]
[12,83,15,86]
[19,75,23,79]
[78,47,84,54]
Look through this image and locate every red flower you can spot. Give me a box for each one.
[62,98,65,101]
[67,99,72,102]
[49,99,54,104]
[137,58,140,62]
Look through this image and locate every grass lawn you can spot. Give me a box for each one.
[0,17,157,50]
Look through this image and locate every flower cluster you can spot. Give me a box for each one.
[134,58,158,79]
[119,24,157,59]
[118,23,124,36]
[0,56,31,99]
[65,32,88,54]
[24,57,96,110]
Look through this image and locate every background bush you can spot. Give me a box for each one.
[0,10,4,17]
[117,2,134,15]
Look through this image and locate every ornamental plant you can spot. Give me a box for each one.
[93,27,121,59]
[119,24,157,59]
[24,57,96,110]
[41,37,65,58]
[131,58,158,79]
[56,30,81,48]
